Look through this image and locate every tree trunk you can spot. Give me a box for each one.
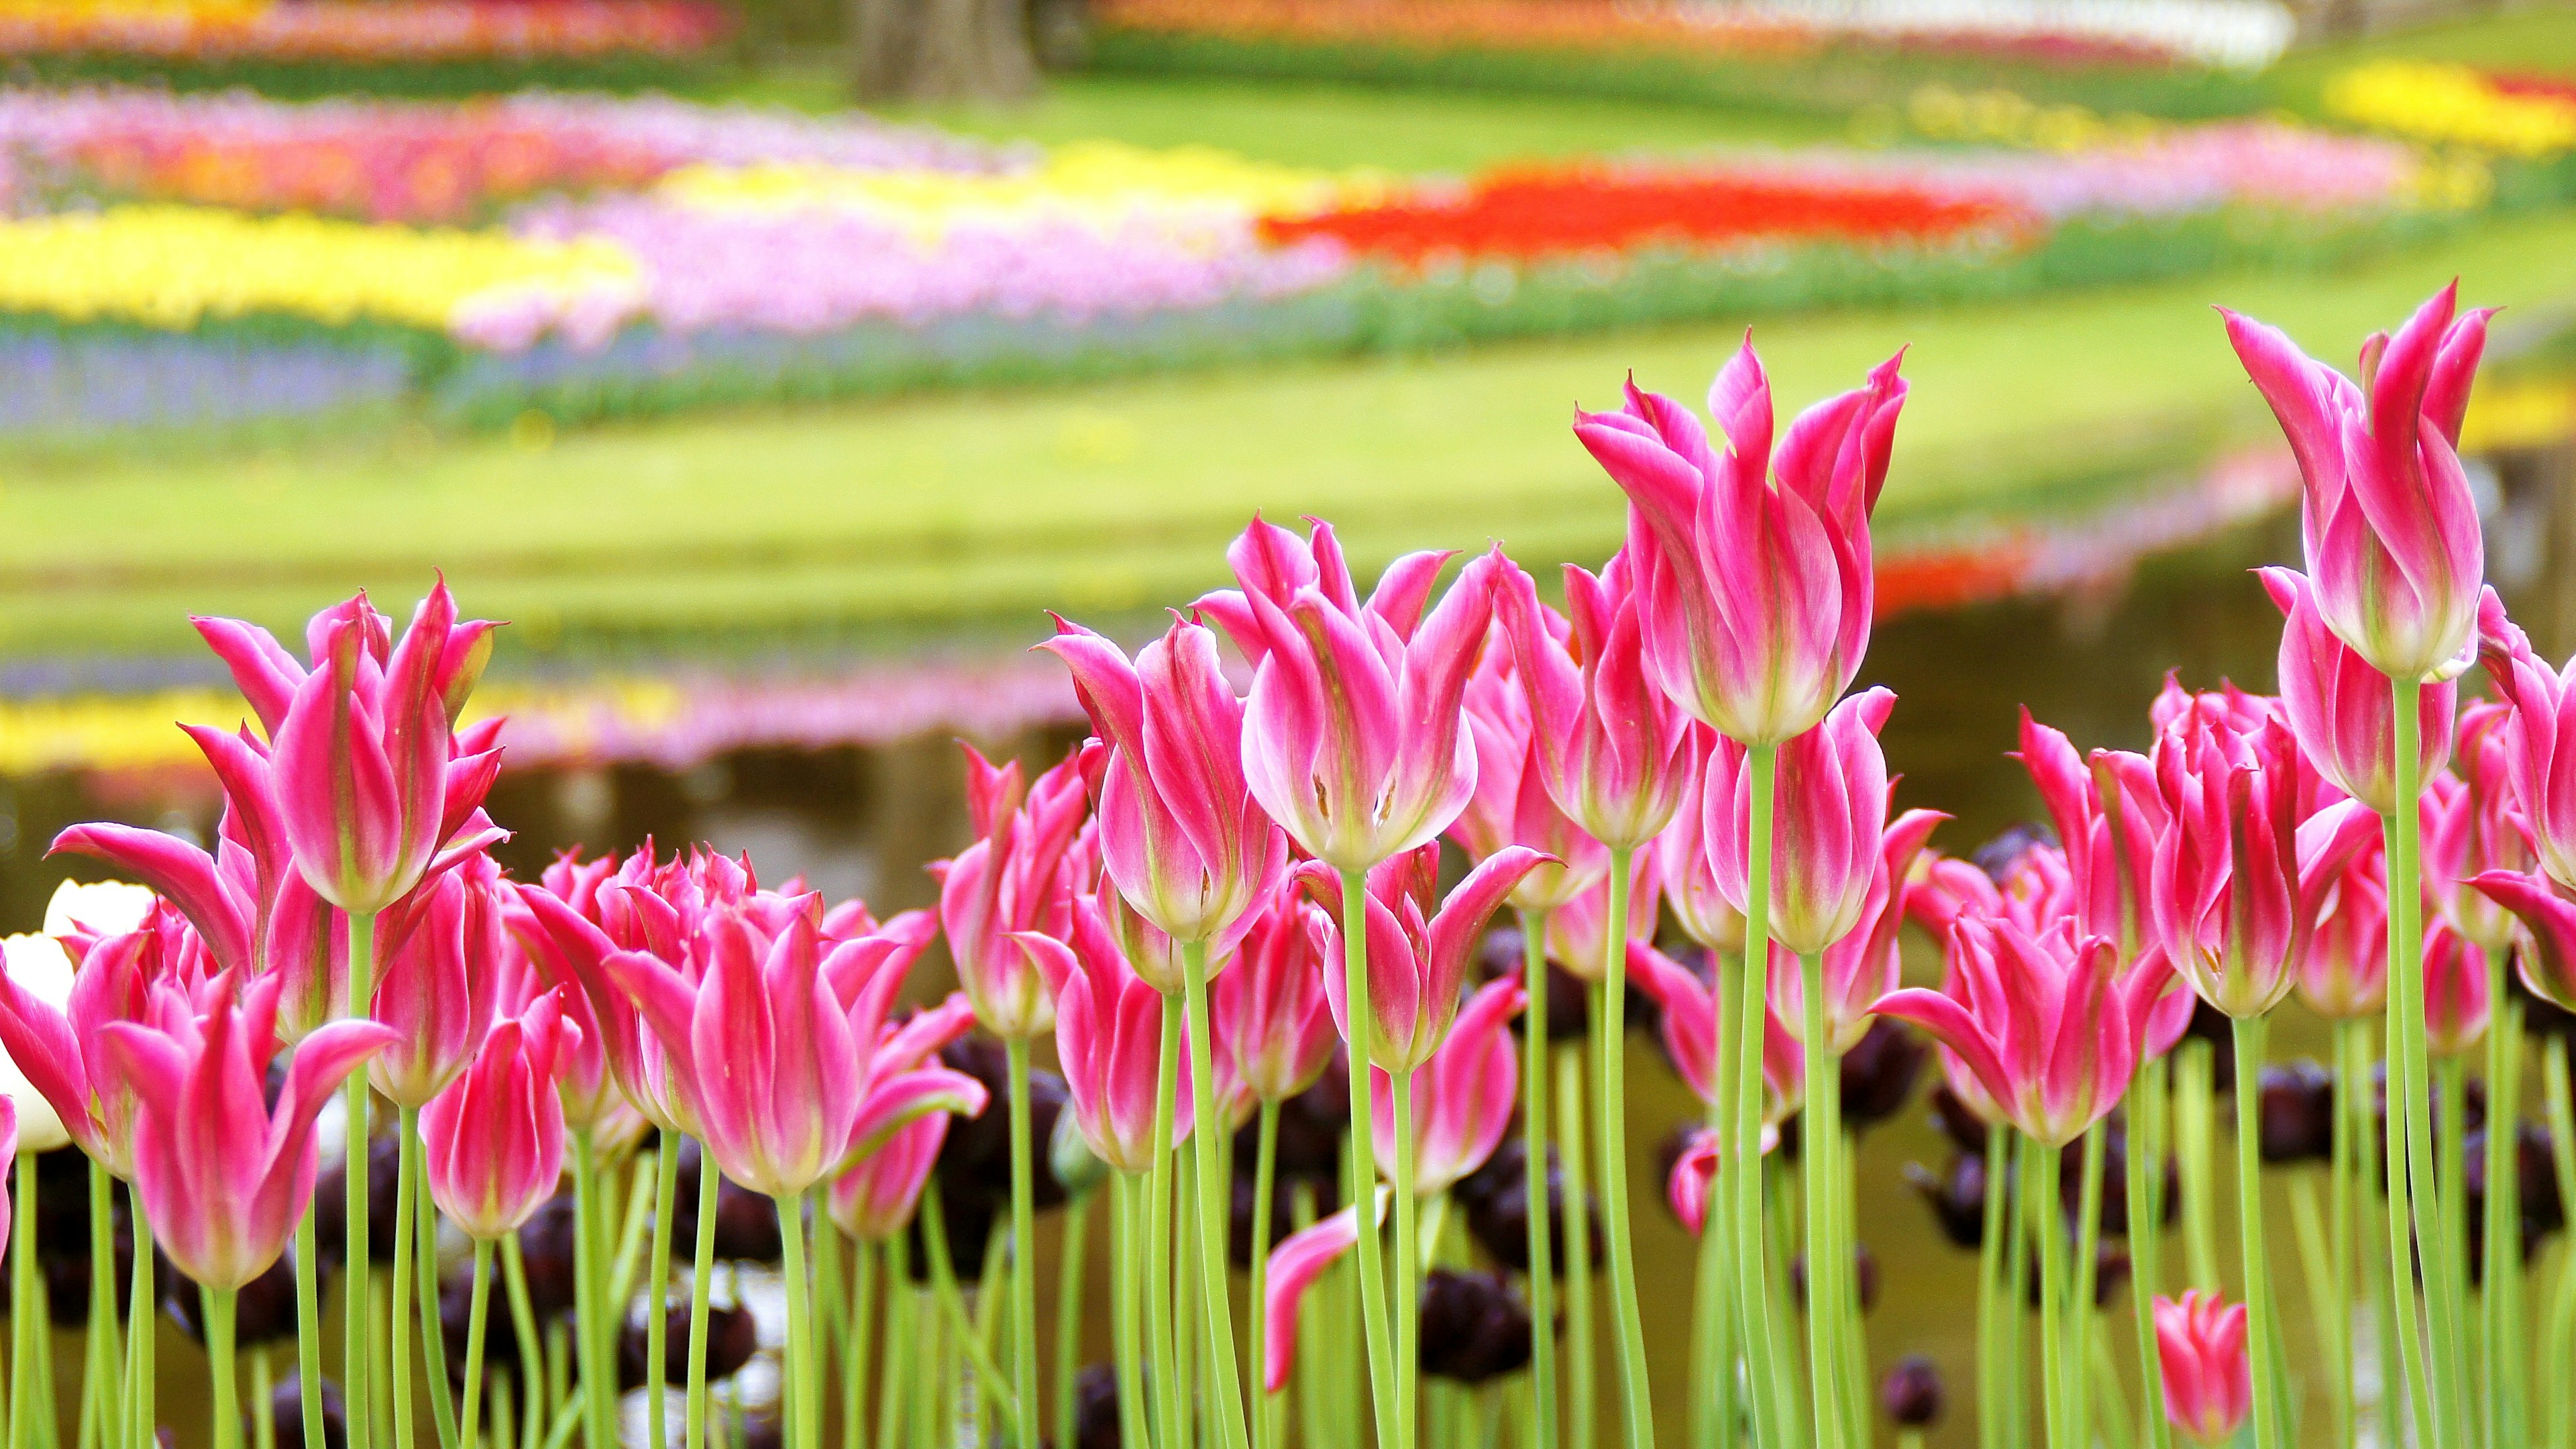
[846,0,1040,104]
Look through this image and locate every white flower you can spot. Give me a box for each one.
[42,878,155,938]
[0,933,74,1152]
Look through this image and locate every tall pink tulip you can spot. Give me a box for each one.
[1707,686,1898,955]
[935,746,1087,1030]
[1212,896,1338,1106]
[1195,516,1507,871]
[2222,284,2490,683]
[2155,1291,2254,1446]
[1291,843,1545,1072]
[1023,898,1193,1176]
[2471,868,2576,1010]
[1454,635,1609,912]
[99,973,394,1288]
[1368,979,1521,1197]
[1660,727,1750,954]
[2420,922,2488,1057]
[2262,566,2454,813]
[1873,918,2171,1148]
[2300,843,2390,1020]
[1766,810,1943,1053]
[1573,339,1906,745]
[420,992,574,1240]
[1039,616,1285,953]
[368,855,504,1109]
[1490,550,1692,849]
[828,1113,949,1242]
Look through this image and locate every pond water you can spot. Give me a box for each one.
[3,427,2574,1449]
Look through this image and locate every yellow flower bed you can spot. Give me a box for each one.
[0,205,643,331]
[658,139,1399,236]
[2324,61,2576,158]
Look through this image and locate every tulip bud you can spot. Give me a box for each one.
[1417,1269,1534,1385]
[1903,1156,1986,1250]
[1881,1356,1945,1429]
[2155,1291,2253,1446]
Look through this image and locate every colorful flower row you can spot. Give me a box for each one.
[0,0,730,61]
[1091,0,2293,68]
[0,85,1014,223]
[2325,60,2576,157]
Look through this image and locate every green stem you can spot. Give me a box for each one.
[2027,1139,2068,1449]
[2386,674,2466,1449]
[460,1244,493,1449]
[778,1192,816,1449]
[1978,1126,2008,1449]
[1729,744,1786,1449]
[1055,1190,1090,1449]
[1338,866,1399,1449]
[346,910,379,1449]
[2542,1046,2576,1449]
[568,1132,612,1449]
[499,1236,543,1449]
[879,1243,911,1449]
[84,1161,121,1449]
[2436,1054,2469,1415]
[639,1142,676,1449]
[1593,845,1652,1449]
[2485,985,2527,1449]
[1111,1177,1149,1449]
[126,1202,155,1449]
[1395,1067,1421,1449]
[1555,1046,1596,1449]
[254,1347,276,1449]
[390,1116,417,1449]
[413,1118,458,1449]
[2325,1024,2355,1449]
[2231,1017,2281,1449]
[918,1181,1021,1437]
[2003,1132,2030,1449]
[292,1206,327,1449]
[2071,1124,2106,1449]
[13,1148,39,1449]
[207,1287,241,1449]
[1179,942,1252,1449]
[2355,1023,2405,1449]
[1795,947,1844,1449]
[2289,1176,2339,1441]
[2175,1042,2220,1293]
[1147,994,1189,1449]
[2127,1056,2172,1449]
[685,1144,717,1449]
[1246,1105,1279,1449]
[1000,1038,1046,1449]
[1516,910,1560,1449]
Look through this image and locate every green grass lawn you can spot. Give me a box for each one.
[9,208,2576,665]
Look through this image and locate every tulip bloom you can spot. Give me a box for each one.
[1658,726,1750,953]
[828,1112,948,1242]
[1454,636,1609,912]
[0,898,213,1175]
[2471,868,2576,1010]
[1573,339,1906,746]
[1707,687,1898,955]
[2298,844,2389,1020]
[1195,516,1507,871]
[2473,594,2576,893]
[99,973,395,1288]
[1543,847,1660,983]
[1490,550,1691,849]
[1626,941,1801,1120]
[1667,1130,1727,1237]
[1873,918,2171,1148]
[1291,843,1546,1071]
[936,746,1088,1029]
[2222,284,2491,683]
[2420,922,2488,1057]
[2263,567,2455,812]
[1766,810,1944,1053]
[2154,1291,2254,1446]
[2424,704,2529,953]
[368,856,504,1110]
[1212,896,1338,1106]
[1258,1190,1391,1393]
[1369,979,1521,1197]
[1039,615,1285,954]
[419,993,575,1241]
[1024,898,1193,1176]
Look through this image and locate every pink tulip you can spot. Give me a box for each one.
[2470,868,2576,1010]
[2299,843,2389,1020]
[1626,940,1802,1120]
[604,898,973,1197]
[1707,687,1898,955]
[1658,726,1749,953]
[1543,847,1660,983]
[1766,809,1943,1053]
[1573,339,1906,745]
[2222,284,2489,683]
[2421,921,2489,1057]
[1291,842,1546,1071]
[99,972,395,1288]
[828,1112,948,1242]
[2424,702,2529,953]
[494,894,639,1143]
[1873,917,2171,1148]
[1024,896,1193,1175]
[1038,615,1286,953]
[2013,712,2132,945]
[1667,1130,1724,1237]
[0,898,210,1179]
[1212,894,1338,1106]
[266,582,508,914]
[1195,516,1506,871]
[2262,566,2455,814]
[1490,549,1692,849]
[2155,1290,2253,1446]
[1259,1189,1390,1393]
[1454,632,1609,912]
[420,991,575,1240]
[1368,979,1521,1196]
[368,854,504,1109]
[935,745,1087,1028]
[2471,594,2576,892]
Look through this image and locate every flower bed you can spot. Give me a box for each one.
[0,85,2456,437]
